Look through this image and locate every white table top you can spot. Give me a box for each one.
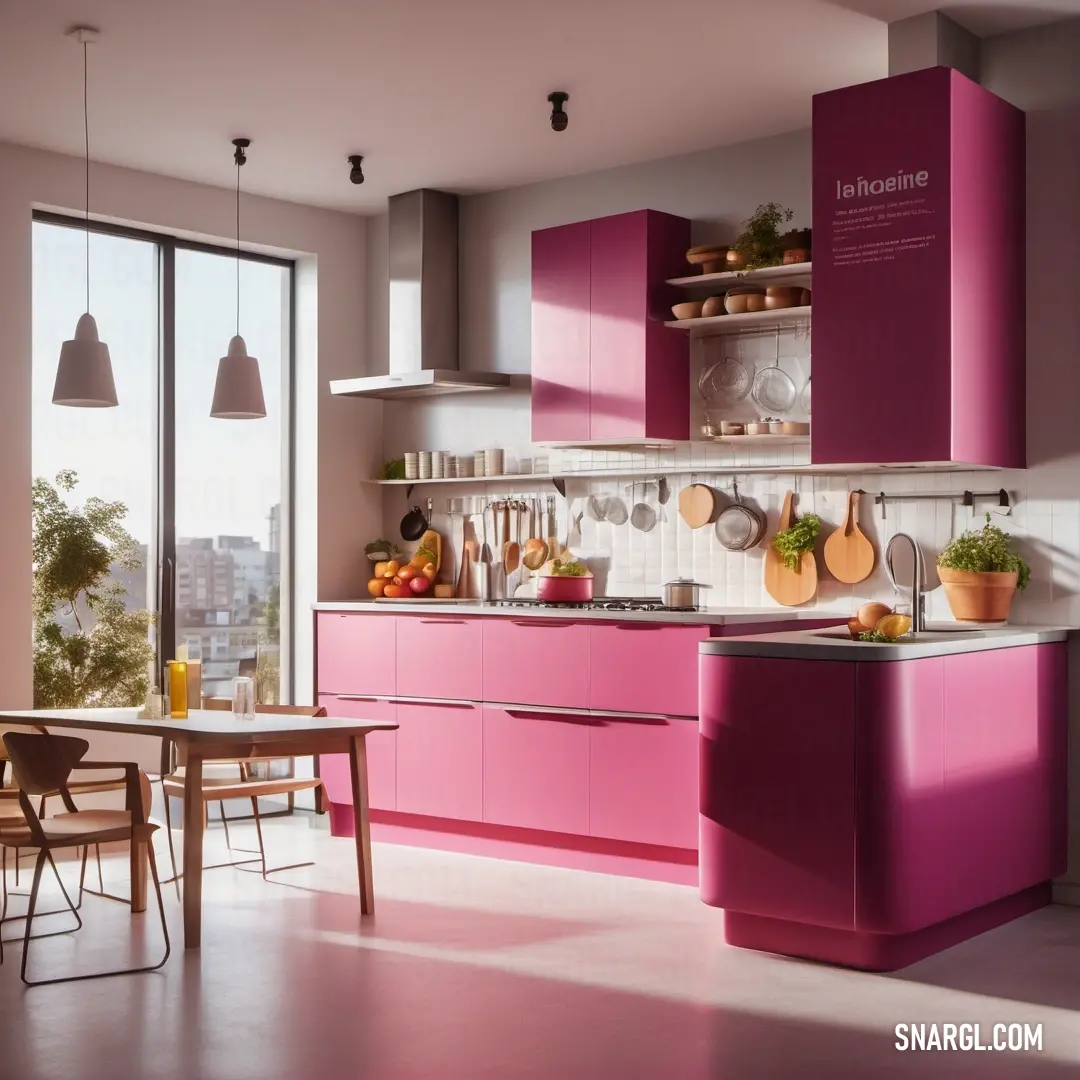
[0,707,398,743]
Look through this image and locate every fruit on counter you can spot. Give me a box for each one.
[415,529,442,572]
[857,602,892,630]
[382,560,401,579]
[408,575,431,595]
[433,583,455,598]
[367,578,388,597]
[397,565,420,582]
[421,562,438,581]
[374,561,390,579]
[846,617,867,639]
[874,613,912,640]
[383,583,407,599]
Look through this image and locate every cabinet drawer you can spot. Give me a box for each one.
[590,714,699,849]
[589,623,709,717]
[316,695,397,811]
[395,701,483,822]
[482,706,591,836]
[396,616,482,701]
[483,618,590,708]
[316,614,396,696]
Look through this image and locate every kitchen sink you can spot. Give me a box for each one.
[809,629,986,644]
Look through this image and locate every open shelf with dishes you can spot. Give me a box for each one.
[666,260,812,289]
[666,305,812,336]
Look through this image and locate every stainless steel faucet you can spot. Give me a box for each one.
[885,532,925,633]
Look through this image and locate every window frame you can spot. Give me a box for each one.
[32,210,298,703]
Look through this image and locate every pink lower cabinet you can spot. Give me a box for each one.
[316,613,396,697]
[395,700,483,822]
[589,714,699,849]
[316,695,397,811]
[482,706,590,835]
[482,618,590,707]
[396,615,482,701]
[589,623,708,717]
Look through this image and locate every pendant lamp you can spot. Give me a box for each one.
[52,26,118,409]
[210,138,266,419]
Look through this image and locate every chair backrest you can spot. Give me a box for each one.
[2,731,90,797]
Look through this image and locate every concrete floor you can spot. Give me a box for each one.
[1,814,1079,1080]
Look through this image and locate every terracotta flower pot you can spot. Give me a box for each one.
[938,566,1019,622]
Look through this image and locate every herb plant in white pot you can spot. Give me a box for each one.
[937,515,1030,622]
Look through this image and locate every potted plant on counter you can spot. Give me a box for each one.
[729,203,795,271]
[937,514,1030,622]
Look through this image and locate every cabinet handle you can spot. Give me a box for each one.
[590,710,687,724]
[613,623,665,631]
[503,706,596,724]
[390,697,478,709]
[511,620,577,628]
[419,619,469,624]
[334,694,390,702]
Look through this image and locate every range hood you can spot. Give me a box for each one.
[330,189,511,400]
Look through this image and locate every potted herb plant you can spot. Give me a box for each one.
[729,203,795,272]
[937,514,1030,622]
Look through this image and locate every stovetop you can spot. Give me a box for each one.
[484,596,700,613]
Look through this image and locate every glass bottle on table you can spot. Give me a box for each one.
[167,660,189,718]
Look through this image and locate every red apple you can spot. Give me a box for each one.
[408,575,431,595]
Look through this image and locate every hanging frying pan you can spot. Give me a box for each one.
[400,503,429,541]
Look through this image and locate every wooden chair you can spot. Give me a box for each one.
[161,703,326,885]
[0,731,170,985]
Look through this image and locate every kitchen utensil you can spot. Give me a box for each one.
[714,480,766,551]
[823,491,876,584]
[701,296,726,318]
[752,330,797,415]
[630,484,657,532]
[605,491,628,526]
[678,483,715,529]
[537,573,593,604]
[800,287,812,306]
[671,301,705,321]
[764,491,818,606]
[586,493,607,522]
[719,421,745,436]
[473,450,486,476]
[658,476,670,522]
[768,420,784,434]
[504,502,521,575]
[781,421,810,435]
[418,451,432,479]
[746,421,770,435]
[699,355,751,405]
[546,495,559,560]
[404,453,418,480]
[523,499,548,572]
[724,291,762,315]
[552,477,567,500]
[565,510,583,552]
[746,293,767,312]
[478,506,493,600]
[685,244,726,266]
[764,286,803,310]
[800,374,811,415]
[400,503,429,541]
[663,579,710,609]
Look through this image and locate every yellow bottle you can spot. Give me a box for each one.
[168,660,189,718]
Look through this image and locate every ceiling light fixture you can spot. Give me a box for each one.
[52,26,118,408]
[210,138,267,419]
[348,155,365,185]
[548,91,569,132]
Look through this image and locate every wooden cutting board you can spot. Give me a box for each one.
[678,483,715,529]
[764,490,818,606]
[823,491,875,584]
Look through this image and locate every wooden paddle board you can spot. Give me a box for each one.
[823,491,875,584]
[678,483,715,529]
[764,490,818,606]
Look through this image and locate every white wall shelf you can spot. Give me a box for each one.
[666,305,812,337]
[667,261,812,289]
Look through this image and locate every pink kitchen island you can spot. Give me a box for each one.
[699,626,1069,971]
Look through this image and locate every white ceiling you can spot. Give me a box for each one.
[0,0,1074,214]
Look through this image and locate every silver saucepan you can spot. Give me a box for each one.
[663,579,710,610]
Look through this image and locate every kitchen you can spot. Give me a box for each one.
[3,4,1080,1079]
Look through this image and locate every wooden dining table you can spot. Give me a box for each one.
[0,707,398,949]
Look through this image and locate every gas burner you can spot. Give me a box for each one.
[484,597,699,613]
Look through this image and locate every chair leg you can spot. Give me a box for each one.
[162,792,181,898]
[96,845,104,892]
[220,802,233,852]
[235,795,314,880]
[19,851,48,983]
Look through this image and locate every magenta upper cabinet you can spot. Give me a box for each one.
[482,618,590,708]
[317,695,397,811]
[589,716,699,850]
[316,613,396,697]
[531,221,591,443]
[482,706,591,836]
[531,210,690,444]
[395,701,483,822]
[811,67,1025,468]
[396,616,483,701]
[589,623,709,717]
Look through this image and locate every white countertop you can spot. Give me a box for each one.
[700,624,1070,661]
[312,600,847,627]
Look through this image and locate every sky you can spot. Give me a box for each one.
[31,221,288,550]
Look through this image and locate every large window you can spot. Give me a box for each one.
[31,216,293,708]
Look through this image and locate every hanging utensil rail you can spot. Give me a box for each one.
[855,488,1011,519]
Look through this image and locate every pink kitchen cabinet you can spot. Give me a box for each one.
[811,67,1025,468]
[316,613,396,697]
[317,695,397,811]
[531,210,690,444]
[396,615,483,702]
[589,623,709,717]
[395,701,484,822]
[589,715,699,850]
[482,618,590,708]
[482,706,591,836]
[531,221,592,443]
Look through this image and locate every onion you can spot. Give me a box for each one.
[857,602,893,630]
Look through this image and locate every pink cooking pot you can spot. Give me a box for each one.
[536,574,594,604]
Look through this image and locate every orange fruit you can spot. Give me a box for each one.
[422,563,438,581]
[374,561,390,579]
[410,553,432,570]
[383,584,406,599]
[875,613,912,640]
[384,560,401,577]
[397,565,419,582]
[367,578,387,598]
